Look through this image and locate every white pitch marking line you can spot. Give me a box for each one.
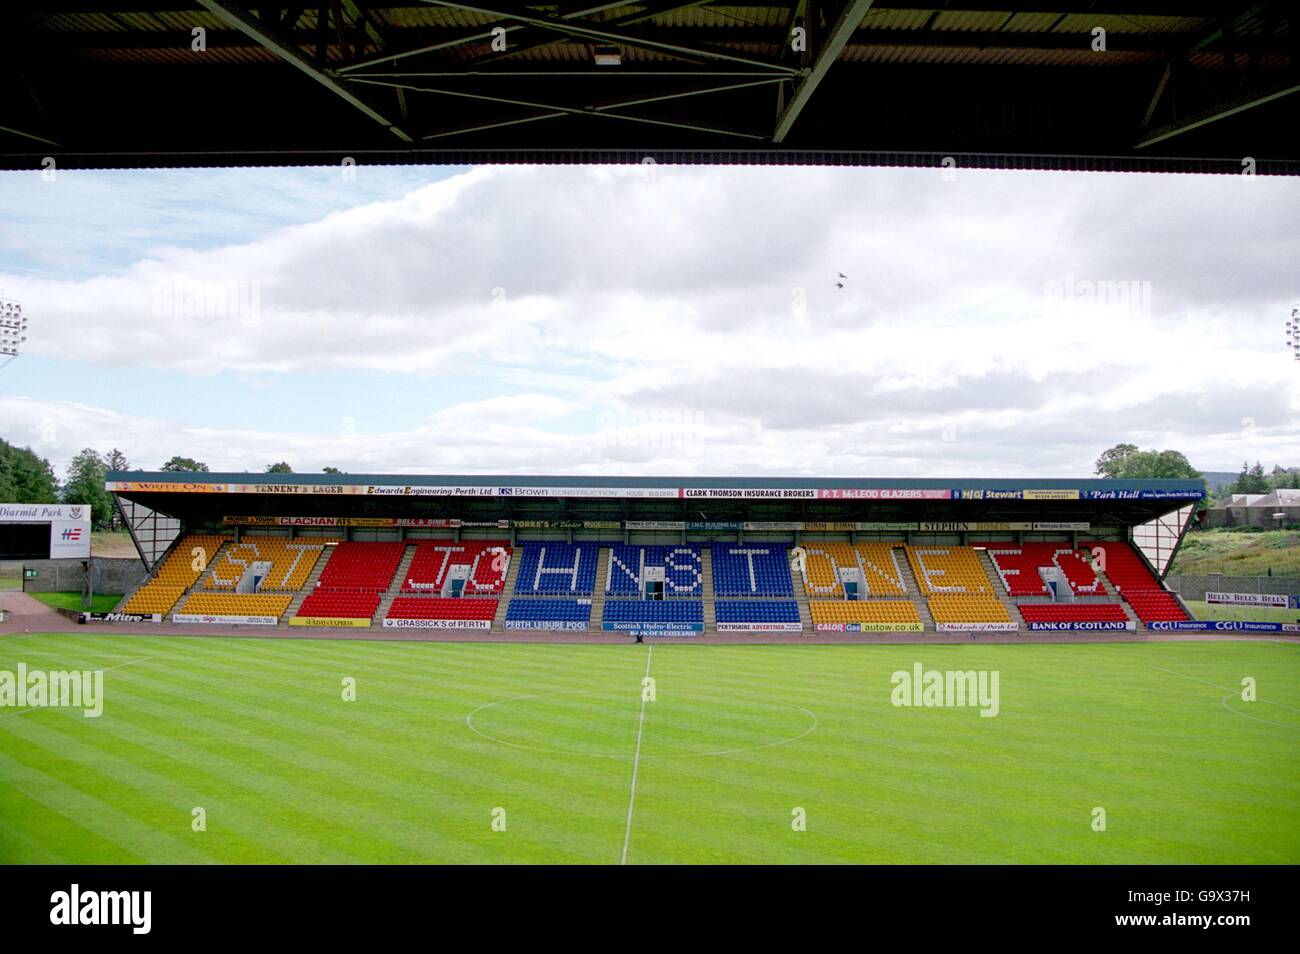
[1152,666,1233,693]
[621,644,652,866]
[1154,665,1300,720]
[1,657,149,717]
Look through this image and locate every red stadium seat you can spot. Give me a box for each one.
[1017,604,1128,623]
[386,597,498,621]
[293,542,408,621]
[985,544,1102,597]
[402,541,512,595]
[1080,542,1190,623]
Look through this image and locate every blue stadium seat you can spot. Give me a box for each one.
[605,545,703,596]
[505,599,592,623]
[715,600,800,623]
[710,544,794,596]
[512,543,601,595]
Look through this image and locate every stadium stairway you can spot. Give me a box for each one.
[194,539,237,590]
[894,554,935,633]
[787,551,814,633]
[700,547,717,631]
[589,547,611,630]
[976,550,1025,629]
[375,545,418,621]
[115,534,197,613]
[1093,564,1143,628]
[284,545,335,619]
[119,534,236,618]
[491,547,524,631]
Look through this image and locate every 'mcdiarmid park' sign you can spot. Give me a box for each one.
[0,503,92,560]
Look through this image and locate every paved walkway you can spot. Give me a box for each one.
[0,591,69,636]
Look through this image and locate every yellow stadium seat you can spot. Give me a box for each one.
[905,546,995,595]
[809,600,921,626]
[927,594,1012,624]
[800,544,909,597]
[855,544,909,596]
[176,592,293,619]
[121,534,231,615]
[204,538,335,591]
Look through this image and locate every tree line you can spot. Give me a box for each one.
[1094,443,1297,506]
[0,439,343,530]
[1221,461,1299,495]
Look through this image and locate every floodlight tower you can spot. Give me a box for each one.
[1288,305,1300,362]
[0,293,26,370]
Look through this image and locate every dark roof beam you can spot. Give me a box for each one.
[773,0,875,143]
[416,1,799,74]
[336,2,629,73]
[194,0,414,140]
[350,74,779,139]
[1135,77,1300,147]
[463,1,711,69]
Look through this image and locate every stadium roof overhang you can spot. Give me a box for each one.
[106,471,1206,526]
[5,2,1298,174]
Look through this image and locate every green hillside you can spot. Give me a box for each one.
[1171,529,1300,577]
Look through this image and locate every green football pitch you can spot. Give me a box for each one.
[1,633,1297,864]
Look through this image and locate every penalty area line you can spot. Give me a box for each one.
[621,644,652,866]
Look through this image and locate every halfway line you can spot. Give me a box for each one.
[621,644,652,865]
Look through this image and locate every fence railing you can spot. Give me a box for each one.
[1165,574,1299,602]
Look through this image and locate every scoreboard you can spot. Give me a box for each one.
[0,503,93,560]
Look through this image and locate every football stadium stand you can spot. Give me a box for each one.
[1083,542,1191,623]
[120,533,230,615]
[799,543,909,597]
[294,541,406,621]
[985,544,1103,597]
[512,543,601,596]
[605,545,703,596]
[402,541,512,595]
[318,541,405,592]
[111,534,1187,633]
[854,544,910,597]
[711,544,794,597]
[101,472,1212,636]
[205,538,331,591]
[906,546,995,595]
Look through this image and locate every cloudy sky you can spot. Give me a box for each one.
[0,163,1296,480]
